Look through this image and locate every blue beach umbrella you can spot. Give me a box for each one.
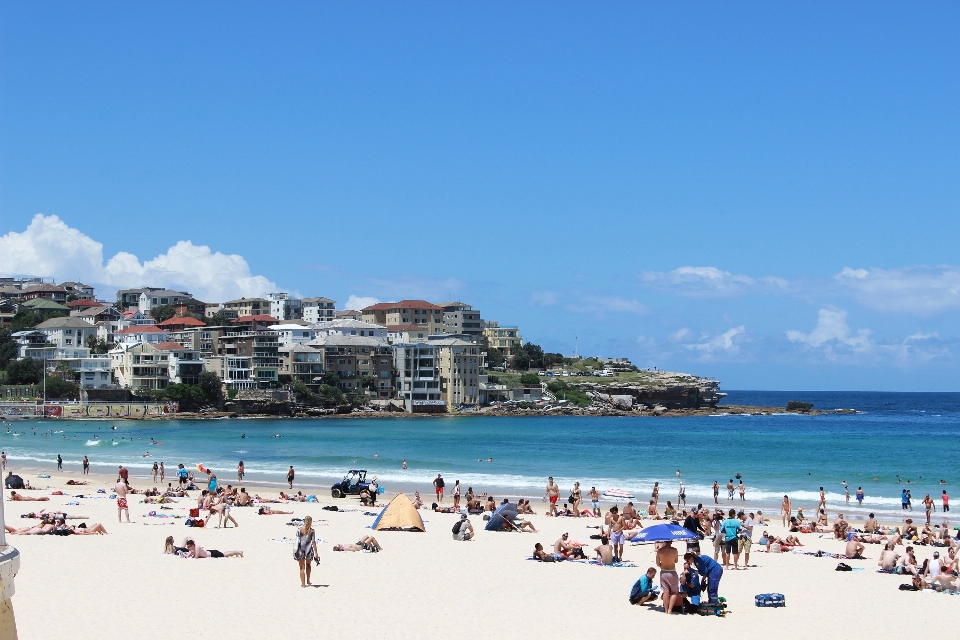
[485,502,519,531]
[629,523,699,543]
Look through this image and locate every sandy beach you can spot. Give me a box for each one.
[3,466,958,640]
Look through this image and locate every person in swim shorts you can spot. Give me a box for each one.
[608,508,626,561]
[115,477,130,523]
[589,486,601,516]
[546,477,559,515]
[656,540,681,614]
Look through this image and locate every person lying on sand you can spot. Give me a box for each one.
[253,494,281,504]
[9,491,48,501]
[65,479,88,485]
[183,538,243,558]
[258,506,293,515]
[6,518,57,535]
[533,542,560,561]
[498,514,537,532]
[21,510,87,520]
[333,536,382,552]
[53,519,108,535]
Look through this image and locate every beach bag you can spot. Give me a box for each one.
[835,563,852,571]
[189,508,200,518]
[755,593,785,607]
[770,543,782,553]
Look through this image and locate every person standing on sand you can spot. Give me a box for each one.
[781,495,791,527]
[652,482,659,505]
[237,461,244,483]
[923,494,934,524]
[83,456,89,475]
[656,541,680,614]
[452,480,461,510]
[589,486,601,516]
[608,507,626,561]
[115,477,131,523]
[152,462,158,482]
[287,466,295,489]
[571,481,582,517]
[159,462,165,482]
[57,454,62,471]
[546,477,559,515]
[295,516,319,587]
[434,474,445,502]
[712,481,719,504]
[818,487,827,515]
[678,481,686,508]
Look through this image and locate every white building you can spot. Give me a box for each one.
[316,319,388,338]
[137,289,193,314]
[302,297,336,323]
[31,317,97,349]
[114,325,169,345]
[203,355,254,391]
[267,293,303,321]
[270,324,318,345]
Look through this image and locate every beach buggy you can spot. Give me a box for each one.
[331,470,379,499]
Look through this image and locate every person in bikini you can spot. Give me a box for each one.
[333,536,382,552]
[9,491,48,501]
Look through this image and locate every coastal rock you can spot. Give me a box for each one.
[786,400,814,412]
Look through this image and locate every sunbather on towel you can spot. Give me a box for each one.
[9,491,48,501]
[333,536,382,552]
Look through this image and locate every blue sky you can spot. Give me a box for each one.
[1,3,958,390]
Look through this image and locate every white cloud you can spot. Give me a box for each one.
[669,328,691,342]
[686,326,745,354]
[0,214,278,302]
[343,295,380,311]
[786,307,872,351]
[835,266,960,315]
[641,266,788,296]
[530,291,557,306]
[579,295,647,314]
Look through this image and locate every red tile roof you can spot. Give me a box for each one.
[66,299,99,308]
[232,314,278,323]
[157,316,206,327]
[115,325,165,334]
[362,300,442,311]
[155,341,187,351]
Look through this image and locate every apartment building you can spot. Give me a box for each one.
[315,319,388,339]
[21,283,68,303]
[392,343,442,412]
[222,297,269,319]
[362,300,444,333]
[214,331,281,386]
[137,289,193,315]
[335,309,362,321]
[116,287,164,310]
[278,344,325,387]
[308,334,394,396]
[60,281,96,300]
[110,341,201,390]
[482,321,523,357]
[73,305,123,325]
[432,338,481,407]
[271,324,318,345]
[12,331,113,389]
[302,297,336,323]
[114,325,170,345]
[386,324,429,344]
[203,355,254,391]
[438,301,483,340]
[267,292,303,321]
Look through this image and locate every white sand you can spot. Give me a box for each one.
[5,469,959,639]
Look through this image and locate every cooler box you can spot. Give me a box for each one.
[755,593,785,607]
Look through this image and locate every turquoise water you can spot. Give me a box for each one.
[4,391,957,521]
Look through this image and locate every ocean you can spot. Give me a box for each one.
[4,390,957,522]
